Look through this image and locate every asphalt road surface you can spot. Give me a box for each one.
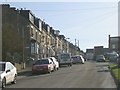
[6,61,117,88]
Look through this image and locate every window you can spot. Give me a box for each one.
[0,63,5,71]
[35,59,49,65]
[6,63,14,70]
[39,20,42,31]
[29,13,34,24]
[31,27,34,37]
[31,43,35,54]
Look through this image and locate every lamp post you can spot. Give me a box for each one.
[22,25,30,69]
[66,38,70,53]
[22,26,25,69]
[53,39,57,57]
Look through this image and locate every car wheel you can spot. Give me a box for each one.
[48,68,51,73]
[55,67,57,71]
[2,77,6,88]
[68,64,72,67]
[32,72,35,75]
[59,65,61,67]
[11,75,17,84]
[53,67,56,71]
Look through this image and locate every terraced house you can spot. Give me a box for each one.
[0,4,81,68]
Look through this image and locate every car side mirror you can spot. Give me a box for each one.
[6,69,10,73]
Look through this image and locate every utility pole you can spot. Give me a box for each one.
[78,40,79,48]
[22,26,25,69]
[66,38,70,53]
[75,39,77,46]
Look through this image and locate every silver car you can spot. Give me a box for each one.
[96,55,105,62]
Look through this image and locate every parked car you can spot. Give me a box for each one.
[86,53,94,60]
[109,53,119,63]
[96,55,105,62]
[71,55,81,64]
[79,55,85,64]
[58,53,72,67]
[82,55,87,61]
[0,61,17,88]
[71,55,85,64]
[32,58,54,74]
[49,57,59,70]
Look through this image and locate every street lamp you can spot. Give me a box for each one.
[66,38,70,53]
[22,25,31,69]
[22,26,25,69]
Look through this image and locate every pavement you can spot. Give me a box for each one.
[17,67,32,80]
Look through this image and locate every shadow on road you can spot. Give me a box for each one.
[96,64,109,67]
[18,70,32,77]
[97,69,110,72]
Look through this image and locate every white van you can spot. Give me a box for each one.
[58,53,72,67]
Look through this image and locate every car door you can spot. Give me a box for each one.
[50,58,56,69]
[81,56,85,63]
[8,63,16,82]
[5,63,12,83]
[54,58,59,68]
[49,59,54,71]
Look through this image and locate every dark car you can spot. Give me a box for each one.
[32,58,54,74]
[96,55,105,62]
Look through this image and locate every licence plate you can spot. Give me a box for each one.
[37,67,42,70]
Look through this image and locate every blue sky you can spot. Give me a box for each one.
[0,1,119,52]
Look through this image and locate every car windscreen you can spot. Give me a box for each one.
[96,55,104,59]
[34,59,49,65]
[49,58,53,62]
[61,54,70,59]
[0,63,5,71]
[72,57,79,60]
[71,57,77,59]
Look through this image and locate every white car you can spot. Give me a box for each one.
[49,57,59,70]
[79,55,85,64]
[0,61,17,88]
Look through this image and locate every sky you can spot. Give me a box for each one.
[0,0,119,52]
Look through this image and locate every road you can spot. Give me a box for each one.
[6,61,116,88]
